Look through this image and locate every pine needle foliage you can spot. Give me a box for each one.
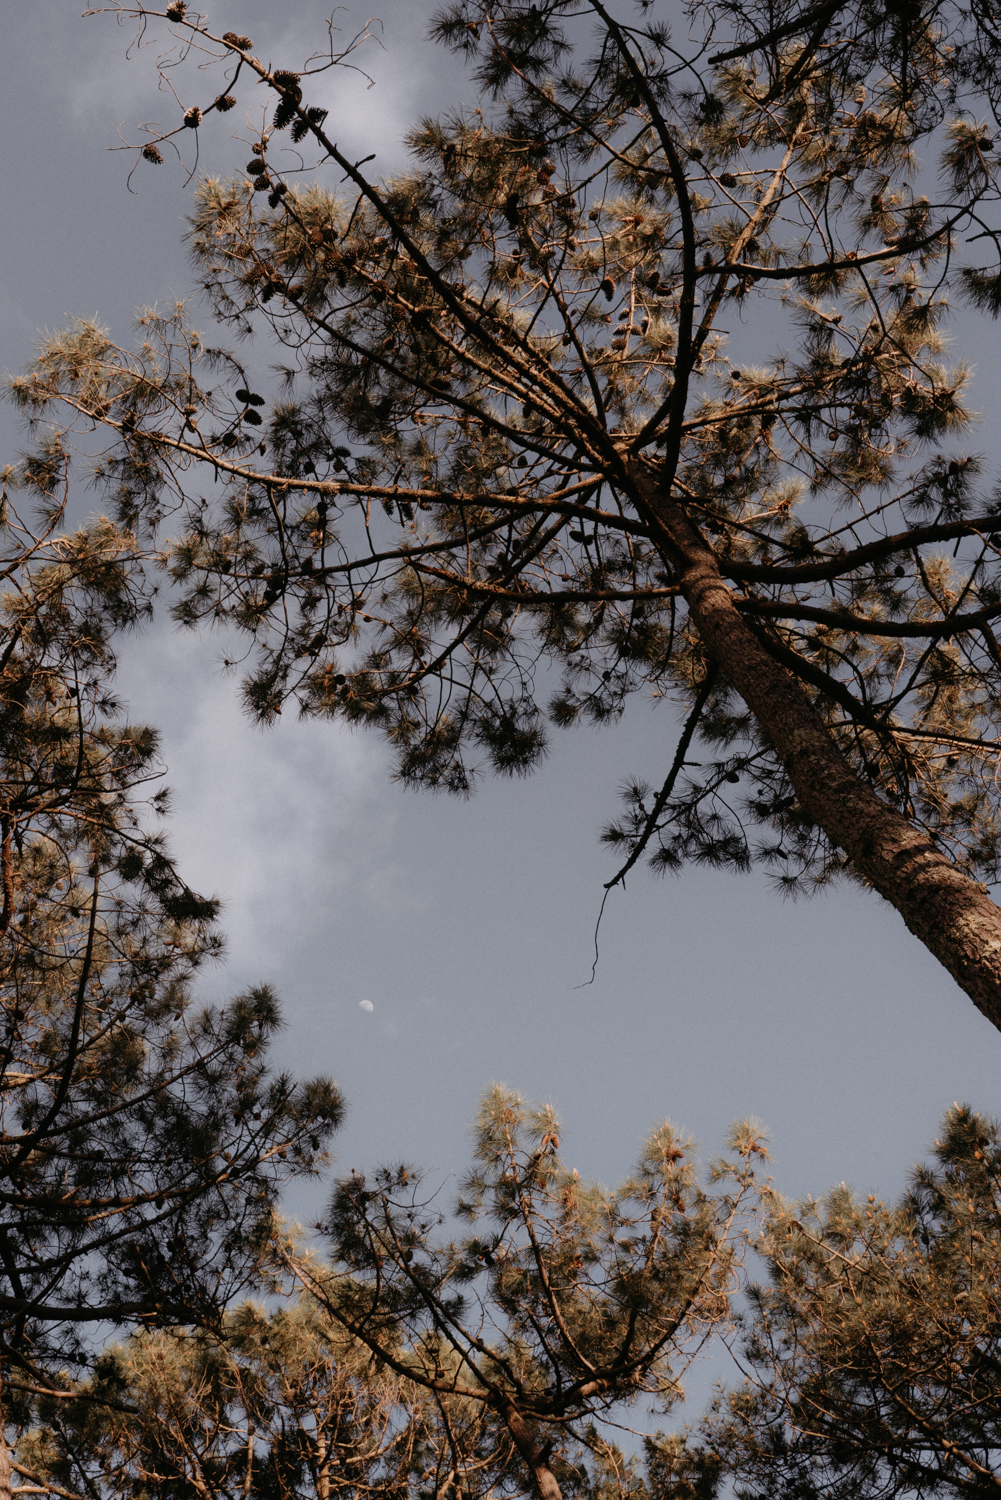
[27,0,1001,1017]
[13,1087,767,1500]
[691,1103,1001,1500]
[12,1284,640,1500]
[276,1087,765,1500]
[0,472,343,1448]
[18,1303,418,1500]
[12,1098,1001,1500]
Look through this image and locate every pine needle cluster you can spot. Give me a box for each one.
[30,0,1001,1011]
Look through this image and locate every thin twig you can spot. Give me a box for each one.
[579,668,718,986]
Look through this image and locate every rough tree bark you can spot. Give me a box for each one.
[500,1402,564,1500]
[629,463,1001,1027]
[0,1377,12,1500]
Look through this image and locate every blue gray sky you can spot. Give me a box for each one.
[6,0,1001,1270]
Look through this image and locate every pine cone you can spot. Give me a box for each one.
[214,95,236,112]
[222,32,253,49]
[142,144,163,164]
[183,106,202,129]
[273,98,297,131]
[165,0,187,17]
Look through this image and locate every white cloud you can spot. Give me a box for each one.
[113,616,400,989]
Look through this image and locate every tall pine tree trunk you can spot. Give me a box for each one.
[500,1403,563,1500]
[633,467,1001,1027]
[0,1373,12,1500]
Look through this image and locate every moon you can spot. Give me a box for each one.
[359,999,374,1013]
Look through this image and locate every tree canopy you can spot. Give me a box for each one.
[18,0,1001,1022]
[13,1085,768,1500]
[12,6,1001,1495]
[0,473,343,1493]
[690,1102,1001,1500]
[13,1093,1001,1500]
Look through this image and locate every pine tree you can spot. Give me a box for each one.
[18,1089,1001,1500]
[691,1103,1001,1500]
[0,468,343,1496]
[12,1086,766,1500]
[15,1303,419,1500]
[277,1087,761,1500]
[18,0,1001,1020]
